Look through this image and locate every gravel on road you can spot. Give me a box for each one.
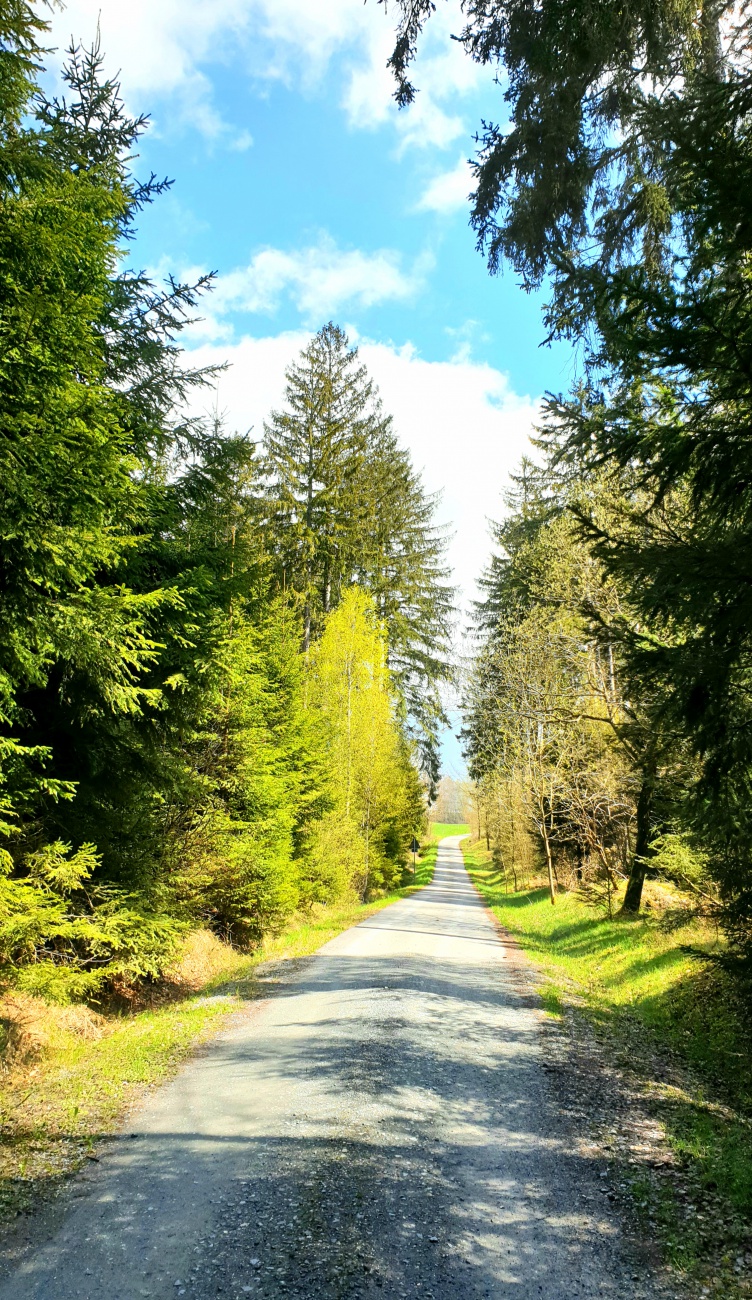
[0,837,672,1300]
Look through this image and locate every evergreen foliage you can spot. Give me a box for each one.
[0,16,436,1000]
[386,0,752,959]
[263,323,454,787]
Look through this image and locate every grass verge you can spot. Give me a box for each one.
[0,846,438,1227]
[462,838,752,1296]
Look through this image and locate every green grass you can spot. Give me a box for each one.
[462,839,752,1292]
[0,863,439,1226]
[429,822,469,841]
[404,836,439,887]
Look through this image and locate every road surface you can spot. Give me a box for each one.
[1,836,663,1299]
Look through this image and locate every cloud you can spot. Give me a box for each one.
[47,0,254,141]
[185,238,430,338]
[185,330,539,606]
[358,340,538,605]
[45,0,482,149]
[228,130,254,153]
[394,98,466,154]
[341,3,484,153]
[418,157,474,213]
[341,16,470,153]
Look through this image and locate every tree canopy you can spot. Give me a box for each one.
[0,15,442,1000]
[384,0,752,958]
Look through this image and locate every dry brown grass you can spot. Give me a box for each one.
[0,995,107,1069]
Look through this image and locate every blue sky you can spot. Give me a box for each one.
[45,0,576,776]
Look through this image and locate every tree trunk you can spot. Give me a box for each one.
[541,823,556,904]
[303,558,312,652]
[622,760,655,913]
[510,798,519,891]
[700,0,722,76]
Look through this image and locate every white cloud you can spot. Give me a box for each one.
[340,2,485,154]
[228,130,254,153]
[47,0,253,140]
[395,98,466,154]
[44,0,482,149]
[359,340,538,605]
[418,157,474,213]
[185,330,538,606]
[183,238,430,339]
[341,14,472,153]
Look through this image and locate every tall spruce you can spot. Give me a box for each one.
[263,324,453,785]
[1,34,215,878]
[263,324,376,649]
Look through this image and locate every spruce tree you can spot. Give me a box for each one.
[263,324,453,784]
[0,17,433,990]
[358,422,453,786]
[263,323,376,649]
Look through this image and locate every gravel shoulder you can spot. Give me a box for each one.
[0,837,674,1299]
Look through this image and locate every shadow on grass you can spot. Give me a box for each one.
[468,861,752,1256]
[609,969,752,1241]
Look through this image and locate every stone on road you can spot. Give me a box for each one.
[1,837,661,1299]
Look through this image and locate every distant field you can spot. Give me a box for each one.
[429,822,469,841]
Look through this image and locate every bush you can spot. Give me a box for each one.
[0,842,184,1002]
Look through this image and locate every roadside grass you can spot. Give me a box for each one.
[0,851,438,1227]
[462,838,752,1293]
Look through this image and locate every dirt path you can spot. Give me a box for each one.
[1,837,671,1299]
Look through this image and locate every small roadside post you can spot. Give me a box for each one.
[410,835,420,876]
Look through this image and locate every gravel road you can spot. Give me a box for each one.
[1,836,668,1300]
